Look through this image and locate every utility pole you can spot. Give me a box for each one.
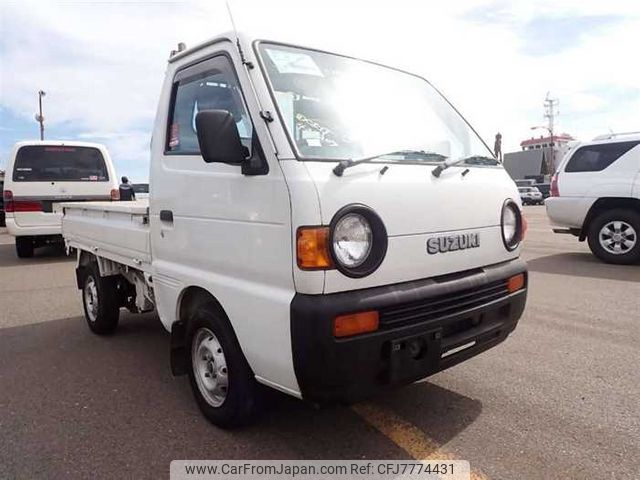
[543,92,559,172]
[35,90,46,140]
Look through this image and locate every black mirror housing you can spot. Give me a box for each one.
[195,109,246,164]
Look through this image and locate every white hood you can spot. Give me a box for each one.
[303,161,522,293]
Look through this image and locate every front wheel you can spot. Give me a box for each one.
[587,209,640,265]
[187,304,261,428]
[81,264,120,334]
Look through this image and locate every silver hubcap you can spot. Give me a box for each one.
[599,221,637,255]
[192,328,228,407]
[84,277,99,322]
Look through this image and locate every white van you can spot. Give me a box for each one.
[61,32,528,428]
[546,132,640,264]
[3,141,119,257]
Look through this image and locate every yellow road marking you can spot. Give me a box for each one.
[352,402,488,480]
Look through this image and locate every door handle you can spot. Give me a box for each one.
[159,210,173,223]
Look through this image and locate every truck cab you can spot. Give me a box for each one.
[63,32,527,428]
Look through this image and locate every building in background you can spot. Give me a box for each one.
[504,132,575,182]
[520,133,575,152]
[503,147,552,182]
[520,132,575,173]
[502,93,576,183]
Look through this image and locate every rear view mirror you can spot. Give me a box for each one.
[195,110,246,164]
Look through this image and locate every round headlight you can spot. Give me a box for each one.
[501,200,522,250]
[333,214,373,268]
[330,205,388,278]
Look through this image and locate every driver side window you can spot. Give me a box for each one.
[167,55,253,155]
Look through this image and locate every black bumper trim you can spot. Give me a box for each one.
[290,258,527,403]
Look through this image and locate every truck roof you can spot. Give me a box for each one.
[166,30,377,67]
[167,31,239,63]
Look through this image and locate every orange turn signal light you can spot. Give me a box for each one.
[333,310,379,338]
[507,273,525,293]
[297,226,333,270]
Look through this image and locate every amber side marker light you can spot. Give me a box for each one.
[334,311,380,338]
[507,273,526,293]
[297,226,333,270]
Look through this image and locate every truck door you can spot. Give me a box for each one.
[149,43,299,393]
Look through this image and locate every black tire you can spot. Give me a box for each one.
[15,237,34,258]
[587,209,640,265]
[187,303,261,428]
[80,263,120,334]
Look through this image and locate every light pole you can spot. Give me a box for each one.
[35,90,46,141]
[530,125,554,175]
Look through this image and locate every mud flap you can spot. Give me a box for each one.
[170,320,188,376]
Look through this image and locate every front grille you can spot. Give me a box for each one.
[379,280,510,329]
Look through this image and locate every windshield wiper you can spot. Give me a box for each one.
[431,155,498,178]
[333,150,447,177]
[462,155,500,166]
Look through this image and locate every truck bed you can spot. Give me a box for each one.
[61,199,152,271]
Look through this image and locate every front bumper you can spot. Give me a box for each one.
[545,197,590,230]
[291,258,527,403]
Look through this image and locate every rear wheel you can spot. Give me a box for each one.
[187,303,260,428]
[587,209,640,265]
[81,263,120,334]
[15,237,34,258]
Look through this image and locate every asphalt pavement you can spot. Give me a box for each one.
[0,206,638,480]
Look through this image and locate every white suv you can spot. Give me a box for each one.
[545,132,640,264]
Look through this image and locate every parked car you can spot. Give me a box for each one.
[536,182,551,199]
[132,183,149,193]
[515,179,535,188]
[132,183,150,199]
[61,31,528,428]
[546,132,640,264]
[518,186,544,205]
[3,141,119,257]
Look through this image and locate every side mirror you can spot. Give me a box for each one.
[195,109,246,164]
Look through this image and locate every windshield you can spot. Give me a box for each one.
[13,146,109,182]
[258,43,493,163]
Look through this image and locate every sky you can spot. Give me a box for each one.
[1,0,639,181]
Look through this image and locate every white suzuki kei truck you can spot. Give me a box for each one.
[3,141,119,258]
[61,33,528,428]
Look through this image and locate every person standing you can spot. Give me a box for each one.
[494,132,503,162]
[118,176,136,201]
